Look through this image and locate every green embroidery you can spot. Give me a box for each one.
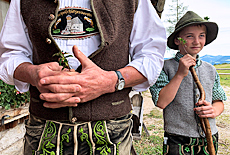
[53,29,61,34]
[116,142,121,155]
[40,121,56,155]
[86,27,96,32]
[203,146,209,155]
[190,138,196,146]
[163,144,167,154]
[212,136,218,154]
[94,121,112,155]
[60,128,71,155]
[198,139,203,145]
[185,146,190,152]
[215,141,218,153]
[79,128,93,155]
[178,144,183,155]
[204,138,207,144]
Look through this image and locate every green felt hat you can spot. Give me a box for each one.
[167,11,218,50]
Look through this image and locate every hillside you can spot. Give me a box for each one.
[165,54,230,65]
[200,55,230,65]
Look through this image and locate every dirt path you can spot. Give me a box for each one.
[141,86,230,154]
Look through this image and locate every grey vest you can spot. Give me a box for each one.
[20,0,138,122]
[163,58,217,137]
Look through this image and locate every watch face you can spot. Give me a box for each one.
[117,80,125,90]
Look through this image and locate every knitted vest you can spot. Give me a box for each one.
[163,58,217,137]
[20,0,137,122]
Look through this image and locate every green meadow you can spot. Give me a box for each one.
[215,63,230,87]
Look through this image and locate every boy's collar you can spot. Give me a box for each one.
[174,52,201,68]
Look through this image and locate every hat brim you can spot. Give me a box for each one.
[167,21,218,50]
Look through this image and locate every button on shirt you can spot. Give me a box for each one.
[0,0,166,92]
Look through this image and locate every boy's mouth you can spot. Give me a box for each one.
[191,47,200,49]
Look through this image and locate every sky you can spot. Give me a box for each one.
[161,0,230,58]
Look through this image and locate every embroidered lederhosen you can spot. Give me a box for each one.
[24,113,133,155]
[163,132,218,155]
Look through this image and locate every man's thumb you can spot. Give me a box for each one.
[72,45,93,67]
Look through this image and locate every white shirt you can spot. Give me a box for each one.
[0,0,166,92]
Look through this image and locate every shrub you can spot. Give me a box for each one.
[0,79,30,110]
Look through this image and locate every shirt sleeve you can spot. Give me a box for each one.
[149,69,169,105]
[128,0,167,92]
[212,71,227,101]
[0,0,33,92]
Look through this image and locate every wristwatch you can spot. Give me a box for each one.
[115,70,125,91]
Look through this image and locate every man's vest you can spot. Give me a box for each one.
[163,58,218,137]
[20,0,138,122]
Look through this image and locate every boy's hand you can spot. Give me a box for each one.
[194,100,216,118]
[177,54,196,77]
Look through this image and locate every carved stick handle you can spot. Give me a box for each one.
[189,66,216,155]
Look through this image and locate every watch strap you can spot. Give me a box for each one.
[115,70,124,80]
[115,70,125,91]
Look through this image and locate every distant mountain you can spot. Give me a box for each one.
[164,54,230,65]
[200,55,230,65]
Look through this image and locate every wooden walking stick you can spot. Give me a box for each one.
[190,66,216,155]
[178,37,216,154]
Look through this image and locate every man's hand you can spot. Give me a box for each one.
[39,45,117,108]
[31,62,65,93]
[14,62,63,94]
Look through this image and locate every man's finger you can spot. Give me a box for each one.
[43,97,80,108]
[72,45,94,68]
[40,92,75,102]
[42,84,81,93]
[38,62,63,78]
[40,73,78,84]
[47,62,63,71]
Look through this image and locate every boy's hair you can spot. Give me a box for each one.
[167,11,218,50]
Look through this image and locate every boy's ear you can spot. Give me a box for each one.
[174,37,180,45]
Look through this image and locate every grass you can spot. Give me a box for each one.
[145,109,163,119]
[214,63,230,87]
[133,133,163,155]
[133,109,164,155]
[216,114,230,126]
[132,63,230,155]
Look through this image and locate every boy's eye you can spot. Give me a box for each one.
[186,35,193,38]
[200,34,205,37]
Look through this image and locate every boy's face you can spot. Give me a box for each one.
[174,25,206,58]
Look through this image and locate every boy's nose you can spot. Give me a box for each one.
[193,37,199,44]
